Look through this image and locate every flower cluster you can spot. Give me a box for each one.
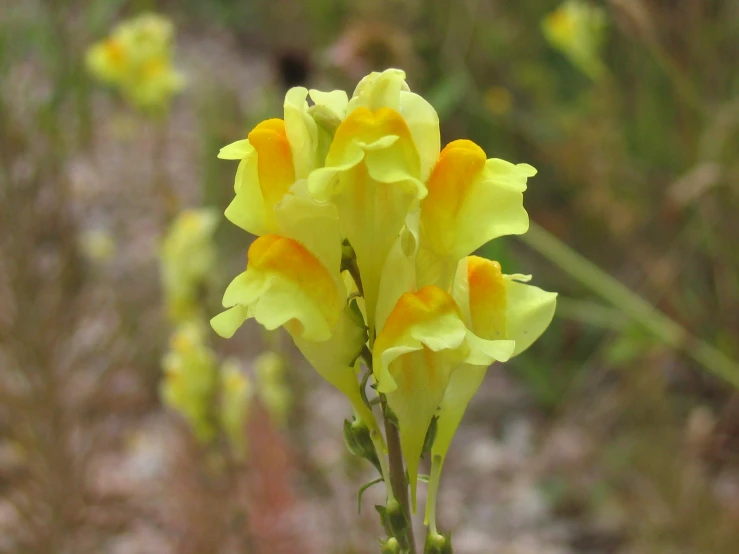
[86,12,185,113]
[160,209,252,456]
[211,69,556,539]
[542,0,607,80]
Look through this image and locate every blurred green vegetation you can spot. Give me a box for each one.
[2,0,739,552]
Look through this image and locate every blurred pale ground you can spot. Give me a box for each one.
[2,0,739,553]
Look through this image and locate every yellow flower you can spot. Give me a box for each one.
[373,286,515,508]
[211,194,376,435]
[424,256,557,532]
[417,139,534,290]
[161,321,219,442]
[542,0,608,80]
[86,13,185,112]
[218,87,348,236]
[160,208,218,324]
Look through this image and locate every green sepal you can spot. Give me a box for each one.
[343,417,382,473]
[384,403,399,429]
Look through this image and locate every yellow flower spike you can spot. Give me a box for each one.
[308,106,425,332]
[86,13,184,112]
[223,118,296,236]
[424,256,557,529]
[219,360,252,458]
[161,321,219,442]
[373,286,515,510]
[160,208,218,324]
[417,140,534,289]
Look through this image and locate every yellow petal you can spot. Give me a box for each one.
[418,141,532,289]
[284,87,319,179]
[309,88,349,118]
[218,139,251,160]
[291,308,375,431]
[348,68,409,112]
[398,90,440,182]
[225,119,296,236]
[308,106,424,332]
[248,119,296,212]
[213,235,341,341]
[504,274,558,356]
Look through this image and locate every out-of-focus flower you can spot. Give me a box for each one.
[160,208,218,324]
[161,321,219,443]
[219,360,252,458]
[254,351,291,428]
[542,0,608,80]
[79,229,117,262]
[86,13,185,113]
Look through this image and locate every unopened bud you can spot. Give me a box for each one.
[343,418,382,472]
[380,537,401,554]
[424,531,453,554]
[385,498,408,539]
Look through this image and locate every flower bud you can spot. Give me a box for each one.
[424,532,453,554]
[380,537,403,554]
[385,498,408,540]
[343,418,382,472]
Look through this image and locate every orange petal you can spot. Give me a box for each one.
[375,285,462,352]
[247,119,296,212]
[467,256,507,340]
[420,140,487,254]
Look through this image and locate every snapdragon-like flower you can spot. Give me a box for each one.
[211,69,557,536]
[86,13,185,112]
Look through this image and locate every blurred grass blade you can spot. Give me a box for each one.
[521,222,739,388]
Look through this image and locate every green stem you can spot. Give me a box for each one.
[383,402,417,553]
[520,222,739,388]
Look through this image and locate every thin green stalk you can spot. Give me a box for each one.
[382,401,417,554]
[520,222,739,388]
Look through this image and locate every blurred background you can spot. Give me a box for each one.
[2,0,739,552]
